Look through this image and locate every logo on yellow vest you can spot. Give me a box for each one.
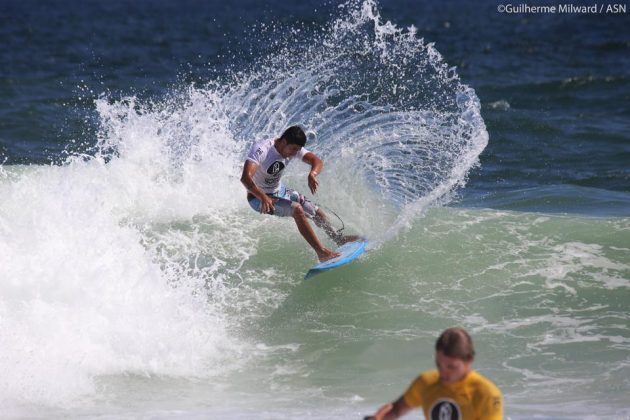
[429,399,461,420]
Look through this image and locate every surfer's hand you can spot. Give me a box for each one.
[308,171,319,194]
[260,195,275,214]
[365,403,393,420]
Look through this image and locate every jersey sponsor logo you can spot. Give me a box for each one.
[429,399,461,420]
[267,161,285,175]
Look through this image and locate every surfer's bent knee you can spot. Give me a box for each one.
[292,203,305,218]
[247,189,317,219]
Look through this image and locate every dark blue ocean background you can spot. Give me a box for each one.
[2,0,629,217]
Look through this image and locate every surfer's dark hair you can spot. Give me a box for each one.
[281,125,307,147]
[435,327,475,362]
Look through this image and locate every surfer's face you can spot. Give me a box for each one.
[283,144,302,158]
[276,139,302,158]
[435,351,471,384]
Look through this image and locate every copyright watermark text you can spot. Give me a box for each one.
[497,3,627,14]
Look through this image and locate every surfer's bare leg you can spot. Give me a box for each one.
[313,208,362,246]
[312,209,340,241]
[293,205,340,262]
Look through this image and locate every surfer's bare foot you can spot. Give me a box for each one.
[318,249,341,262]
[334,235,364,246]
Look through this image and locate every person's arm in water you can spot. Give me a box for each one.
[241,161,274,214]
[302,152,323,194]
[364,397,412,420]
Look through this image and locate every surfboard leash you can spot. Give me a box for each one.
[319,204,345,236]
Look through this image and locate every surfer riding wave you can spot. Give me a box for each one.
[240,125,360,262]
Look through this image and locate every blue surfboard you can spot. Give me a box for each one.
[304,240,368,280]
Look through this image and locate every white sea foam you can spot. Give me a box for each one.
[0,89,256,408]
[533,241,630,291]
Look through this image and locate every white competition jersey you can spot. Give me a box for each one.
[246,139,310,194]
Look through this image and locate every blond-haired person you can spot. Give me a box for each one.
[365,327,503,420]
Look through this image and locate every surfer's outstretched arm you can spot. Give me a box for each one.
[364,397,411,419]
[302,152,323,194]
[241,161,274,214]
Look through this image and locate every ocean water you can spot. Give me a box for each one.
[1,0,629,419]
